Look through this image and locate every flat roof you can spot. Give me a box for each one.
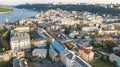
[60,50,69,54]
[50,47,58,55]
[52,40,65,53]
[10,30,30,41]
[75,57,89,67]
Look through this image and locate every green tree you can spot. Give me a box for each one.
[0,61,7,67]
[101,55,109,62]
[0,39,10,52]
[76,24,82,31]
[46,39,52,59]
[97,41,107,51]
[105,40,118,52]
[31,42,36,50]
[66,43,74,50]
[64,27,70,34]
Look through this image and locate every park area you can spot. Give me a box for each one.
[90,59,116,67]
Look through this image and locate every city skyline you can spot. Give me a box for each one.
[0,0,120,5]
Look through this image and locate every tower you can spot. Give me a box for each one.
[5,17,8,24]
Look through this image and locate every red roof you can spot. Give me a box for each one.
[80,47,92,54]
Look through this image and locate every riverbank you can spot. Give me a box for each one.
[0,6,38,23]
[0,11,12,14]
[0,8,13,14]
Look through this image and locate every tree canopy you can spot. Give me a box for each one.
[97,40,118,52]
[16,4,120,16]
[0,8,13,12]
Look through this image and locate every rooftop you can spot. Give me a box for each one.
[50,47,58,55]
[10,30,30,41]
[66,51,91,67]
[109,54,120,61]
[32,49,47,54]
[52,40,65,53]
[66,52,73,60]
[75,57,89,67]
[80,47,92,54]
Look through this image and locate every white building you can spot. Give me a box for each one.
[14,27,29,32]
[32,39,47,47]
[31,28,54,48]
[101,24,115,30]
[82,27,99,32]
[77,39,90,47]
[109,54,120,67]
[49,47,60,62]
[32,49,47,58]
[82,27,102,34]
[10,30,31,52]
[69,31,79,39]
[60,50,92,67]
[13,58,28,67]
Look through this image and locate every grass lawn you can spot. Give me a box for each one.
[0,8,13,12]
[90,59,115,67]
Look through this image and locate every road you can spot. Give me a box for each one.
[29,59,65,67]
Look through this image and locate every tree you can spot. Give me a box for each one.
[31,42,36,50]
[76,24,82,31]
[64,27,70,34]
[101,55,109,62]
[97,41,107,50]
[102,27,107,30]
[0,39,10,53]
[104,40,118,52]
[0,61,7,67]
[28,31,35,40]
[66,43,74,50]
[46,39,52,59]
[95,31,100,37]
[97,40,118,52]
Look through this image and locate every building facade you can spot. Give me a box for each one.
[79,47,94,61]
[10,29,31,52]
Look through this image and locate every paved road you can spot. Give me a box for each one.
[29,59,65,67]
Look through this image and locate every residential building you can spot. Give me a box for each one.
[10,29,31,52]
[0,50,13,62]
[31,39,48,47]
[14,27,29,32]
[31,28,54,47]
[77,39,90,47]
[60,50,69,65]
[82,27,100,32]
[60,50,92,67]
[32,49,47,58]
[109,54,120,67]
[103,30,118,34]
[51,40,92,67]
[79,47,94,61]
[49,47,60,62]
[112,35,120,42]
[13,51,25,59]
[13,58,28,67]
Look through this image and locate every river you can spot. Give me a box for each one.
[0,6,39,24]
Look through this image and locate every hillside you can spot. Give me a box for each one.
[16,4,120,16]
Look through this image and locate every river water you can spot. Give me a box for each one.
[0,6,39,24]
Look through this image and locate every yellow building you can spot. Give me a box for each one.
[0,51,13,62]
[12,51,25,59]
[79,47,94,61]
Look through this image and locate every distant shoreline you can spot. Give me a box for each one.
[0,11,13,14]
[15,4,120,16]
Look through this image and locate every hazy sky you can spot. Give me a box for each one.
[0,0,120,5]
